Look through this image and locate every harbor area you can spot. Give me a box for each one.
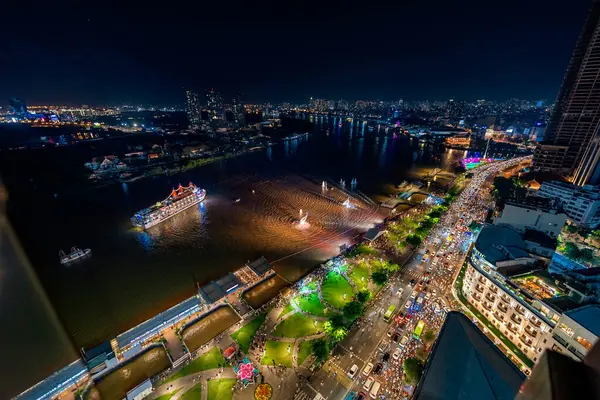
[26,257,277,400]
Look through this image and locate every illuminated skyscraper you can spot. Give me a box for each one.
[533,0,600,183]
[185,90,201,127]
[205,88,223,116]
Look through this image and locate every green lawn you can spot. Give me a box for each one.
[261,340,294,368]
[347,243,378,257]
[297,341,313,366]
[348,265,370,290]
[155,388,182,400]
[273,313,324,338]
[231,313,266,353]
[279,303,295,319]
[207,378,236,400]
[180,383,202,400]
[165,347,228,383]
[322,271,355,309]
[296,293,330,317]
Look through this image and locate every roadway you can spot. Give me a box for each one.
[296,156,531,400]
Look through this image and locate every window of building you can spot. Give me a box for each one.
[543,338,547,343]
[576,336,593,351]
[560,323,575,337]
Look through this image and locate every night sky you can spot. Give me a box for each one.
[2,0,592,104]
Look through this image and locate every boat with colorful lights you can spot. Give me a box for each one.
[59,247,91,264]
[131,182,206,229]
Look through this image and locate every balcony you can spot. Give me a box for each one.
[520,335,533,347]
[493,312,504,322]
[475,285,484,294]
[483,302,493,311]
[553,334,569,348]
[530,316,541,327]
[478,276,486,285]
[489,286,498,294]
[486,293,496,303]
[515,305,526,316]
[501,295,510,304]
[524,325,538,338]
[511,314,523,325]
[472,293,482,302]
[498,303,508,314]
[507,323,518,334]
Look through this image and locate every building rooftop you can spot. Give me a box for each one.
[509,271,567,300]
[199,282,226,304]
[116,296,200,349]
[475,225,531,264]
[505,195,563,214]
[15,359,88,400]
[364,227,384,241]
[565,304,600,336]
[543,296,581,314]
[541,181,600,200]
[246,256,273,277]
[523,228,557,248]
[215,273,241,294]
[414,312,525,400]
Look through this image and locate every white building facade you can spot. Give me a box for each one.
[537,181,600,228]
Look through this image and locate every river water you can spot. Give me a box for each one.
[8,121,466,352]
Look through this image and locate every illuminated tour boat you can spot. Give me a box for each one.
[131,182,207,229]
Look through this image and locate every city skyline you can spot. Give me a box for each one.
[1,0,591,104]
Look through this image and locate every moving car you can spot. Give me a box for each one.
[369,382,381,399]
[400,335,409,347]
[363,377,375,391]
[392,348,402,360]
[374,363,383,374]
[392,333,400,343]
[356,392,367,400]
[382,352,390,362]
[387,327,395,338]
[362,362,373,376]
[348,364,359,379]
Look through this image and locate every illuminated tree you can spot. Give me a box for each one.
[356,289,372,303]
[343,301,363,320]
[371,271,389,286]
[312,339,329,361]
[403,357,424,386]
[406,234,422,248]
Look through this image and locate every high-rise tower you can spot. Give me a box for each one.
[533,1,600,183]
[186,90,201,127]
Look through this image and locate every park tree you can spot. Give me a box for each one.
[564,225,579,234]
[564,242,581,260]
[406,234,423,248]
[329,314,345,329]
[421,329,436,345]
[356,289,372,303]
[343,301,364,320]
[578,248,596,263]
[415,347,428,362]
[403,357,424,386]
[385,262,400,274]
[312,339,329,361]
[371,270,389,286]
